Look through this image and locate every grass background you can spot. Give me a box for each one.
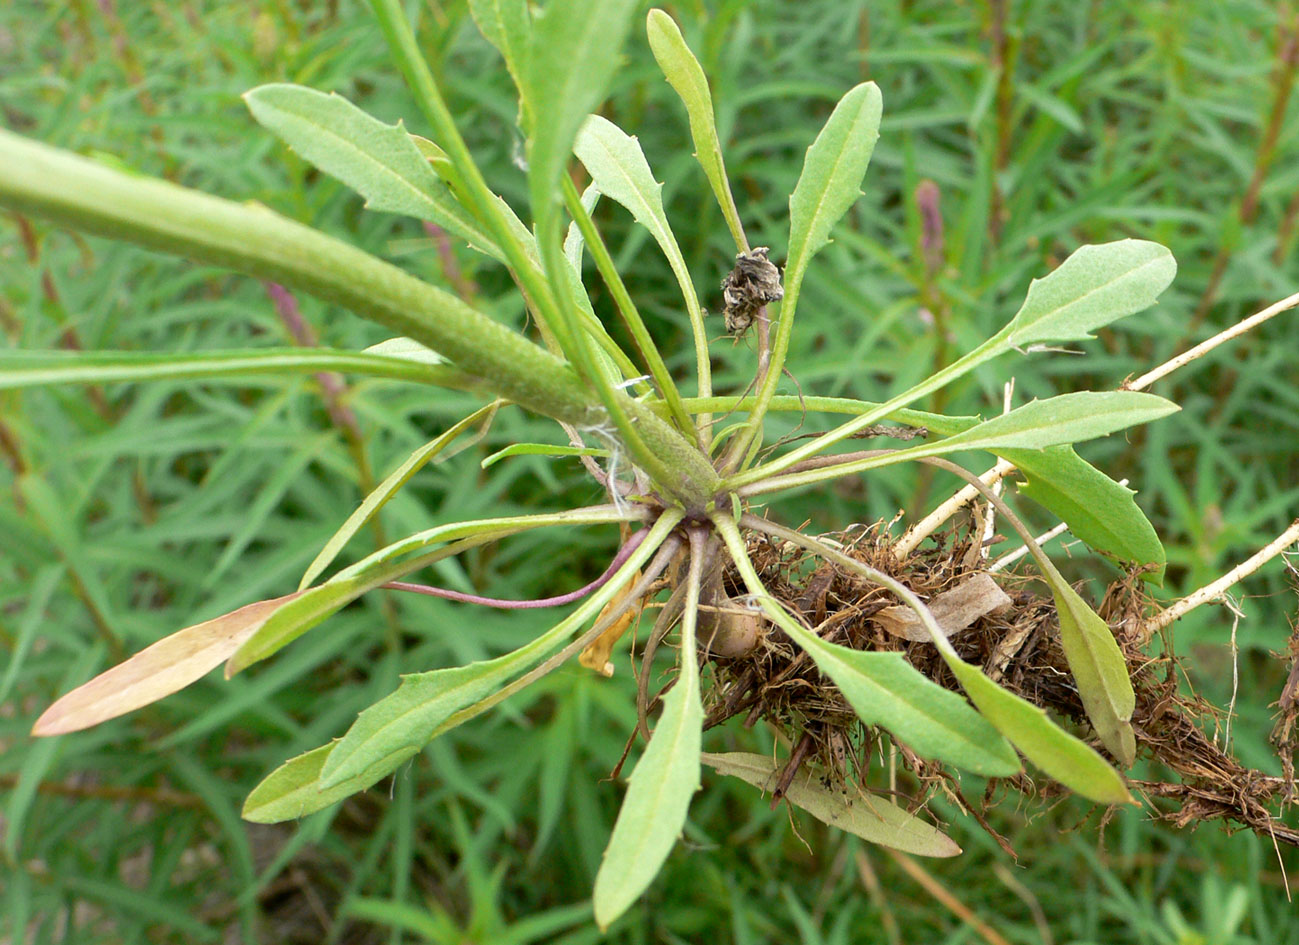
[2,0,1298,941]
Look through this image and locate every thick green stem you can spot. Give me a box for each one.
[368,0,570,357]
[0,130,719,506]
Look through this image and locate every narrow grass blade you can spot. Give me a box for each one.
[299,402,499,589]
[1003,239,1177,346]
[702,753,960,857]
[646,9,746,250]
[33,594,302,736]
[244,84,500,257]
[592,533,705,928]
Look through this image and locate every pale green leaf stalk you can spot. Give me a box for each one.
[0,348,471,392]
[560,174,698,437]
[718,515,1131,805]
[243,84,501,257]
[728,81,882,469]
[573,115,713,421]
[299,402,501,590]
[513,0,700,485]
[727,239,1177,489]
[593,532,705,929]
[682,393,1165,573]
[744,391,1179,496]
[646,9,748,251]
[701,753,960,857]
[564,183,601,268]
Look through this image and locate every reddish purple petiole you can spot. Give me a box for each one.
[382,528,649,609]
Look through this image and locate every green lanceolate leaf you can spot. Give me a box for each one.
[244,84,499,257]
[701,753,960,857]
[1005,446,1165,581]
[940,658,1130,804]
[1041,576,1137,767]
[317,514,680,789]
[241,741,419,823]
[645,9,746,250]
[593,541,705,929]
[758,633,1020,777]
[923,391,1179,453]
[1003,239,1177,347]
[523,0,638,236]
[784,82,883,300]
[573,115,707,345]
[299,402,500,590]
[0,347,467,391]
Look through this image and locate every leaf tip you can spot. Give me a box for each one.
[31,705,70,737]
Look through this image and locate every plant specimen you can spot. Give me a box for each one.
[4,1,1296,928]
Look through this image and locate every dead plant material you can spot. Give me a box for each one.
[721,246,783,335]
[698,517,1299,848]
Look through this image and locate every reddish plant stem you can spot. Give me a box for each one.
[1276,185,1299,265]
[423,222,479,302]
[383,527,648,609]
[1187,12,1299,334]
[14,213,111,419]
[986,0,1016,247]
[0,773,205,809]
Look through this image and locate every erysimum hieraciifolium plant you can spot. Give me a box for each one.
[3,0,1227,928]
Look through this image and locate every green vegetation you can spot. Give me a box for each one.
[2,1,1297,941]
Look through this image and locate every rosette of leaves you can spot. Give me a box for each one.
[0,0,1178,928]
